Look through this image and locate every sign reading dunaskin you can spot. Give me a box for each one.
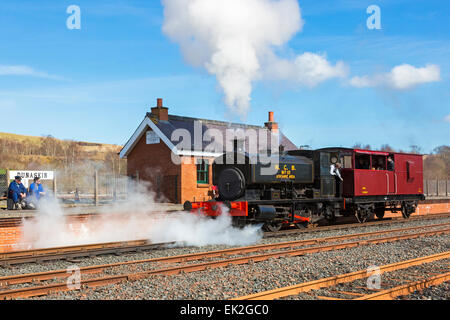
[8,170,54,187]
[9,171,54,180]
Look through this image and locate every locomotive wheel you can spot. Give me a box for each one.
[294,209,312,229]
[326,215,336,225]
[294,222,308,229]
[355,204,374,223]
[263,222,282,232]
[324,207,336,225]
[401,205,411,219]
[375,207,385,220]
[355,209,370,223]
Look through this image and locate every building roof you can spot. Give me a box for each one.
[119,113,298,159]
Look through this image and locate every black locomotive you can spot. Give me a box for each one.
[185,147,425,231]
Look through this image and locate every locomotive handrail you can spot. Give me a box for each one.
[386,173,389,194]
[395,173,398,194]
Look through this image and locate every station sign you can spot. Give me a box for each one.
[8,170,54,187]
[146,131,160,144]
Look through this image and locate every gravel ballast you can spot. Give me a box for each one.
[0,216,448,300]
[1,215,449,277]
[31,233,449,300]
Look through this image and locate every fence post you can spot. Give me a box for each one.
[94,171,98,206]
[426,180,428,197]
[446,180,448,197]
[5,168,9,187]
[113,175,117,202]
[53,173,57,199]
[436,178,439,197]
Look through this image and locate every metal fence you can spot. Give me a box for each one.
[0,169,7,198]
[1,168,449,207]
[424,179,450,197]
[57,172,129,205]
[0,169,129,206]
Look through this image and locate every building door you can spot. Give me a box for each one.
[162,175,178,203]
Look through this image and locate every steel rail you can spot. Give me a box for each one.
[0,241,175,266]
[0,227,448,299]
[263,212,450,238]
[1,221,448,270]
[354,271,450,300]
[234,251,450,300]
[0,239,149,259]
[0,214,97,228]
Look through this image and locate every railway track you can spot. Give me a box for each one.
[0,223,448,299]
[264,212,450,238]
[235,251,450,300]
[0,240,175,266]
[355,272,450,300]
[0,214,95,228]
[2,218,450,266]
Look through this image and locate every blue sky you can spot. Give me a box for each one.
[0,0,448,153]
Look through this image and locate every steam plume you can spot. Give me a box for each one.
[162,0,347,117]
[17,179,262,249]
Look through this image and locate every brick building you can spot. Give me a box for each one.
[119,98,298,203]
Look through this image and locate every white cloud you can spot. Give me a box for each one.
[0,65,64,80]
[162,0,346,117]
[266,52,348,87]
[350,64,441,90]
[444,114,450,123]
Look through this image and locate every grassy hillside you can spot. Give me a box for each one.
[0,132,121,159]
[0,132,126,193]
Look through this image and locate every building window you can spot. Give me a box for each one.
[196,159,209,184]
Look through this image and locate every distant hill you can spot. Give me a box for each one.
[0,132,121,160]
[0,132,126,192]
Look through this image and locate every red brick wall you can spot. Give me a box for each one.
[126,130,220,203]
[0,226,22,252]
[127,130,181,203]
[180,156,215,203]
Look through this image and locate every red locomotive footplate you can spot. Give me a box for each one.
[188,201,248,217]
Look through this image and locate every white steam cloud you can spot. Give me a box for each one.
[162,0,347,117]
[349,64,441,90]
[17,179,262,250]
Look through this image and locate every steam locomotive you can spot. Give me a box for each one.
[184,147,425,231]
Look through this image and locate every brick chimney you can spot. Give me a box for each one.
[264,111,278,132]
[150,98,169,121]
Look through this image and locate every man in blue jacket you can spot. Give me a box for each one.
[8,176,28,210]
[29,177,46,207]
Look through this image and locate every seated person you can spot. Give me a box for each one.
[363,159,370,169]
[376,158,385,170]
[29,177,46,207]
[8,176,28,210]
[356,158,365,169]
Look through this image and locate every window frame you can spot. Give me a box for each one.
[196,158,209,184]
